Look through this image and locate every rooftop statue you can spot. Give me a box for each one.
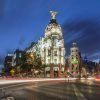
[50,11,57,19]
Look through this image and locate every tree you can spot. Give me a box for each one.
[19,51,42,77]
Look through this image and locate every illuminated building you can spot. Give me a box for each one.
[26,11,65,78]
[68,43,80,77]
[12,49,24,66]
[40,11,65,78]
[4,54,14,75]
[4,54,13,68]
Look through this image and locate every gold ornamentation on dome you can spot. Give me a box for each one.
[50,11,57,19]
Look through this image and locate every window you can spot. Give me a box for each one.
[48,50,51,56]
[72,65,74,70]
[54,59,57,64]
[54,51,57,56]
[19,53,21,58]
[76,57,78,59]
[48,59,50,64]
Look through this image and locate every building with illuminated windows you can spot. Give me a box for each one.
[26,11,65,78]
[12,49,24,67]
[68,43,81,77]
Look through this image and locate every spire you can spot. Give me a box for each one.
[50,11,57,19]
[72,42,77,47]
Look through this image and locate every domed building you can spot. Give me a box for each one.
[38,11,65,78]
[45,11,62,37]
[26,11,65,78]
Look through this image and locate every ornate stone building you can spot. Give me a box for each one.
[26,11,65,78]
[40,11,65,78]
[68,43,80,77]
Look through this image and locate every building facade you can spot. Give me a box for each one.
[4,54,14,75]
[68,43,80,77]
[4,54,13,69]
[12,49,24,66]
[40,11,65,78]
[26,11,65,78]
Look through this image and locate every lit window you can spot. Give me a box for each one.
[54,59,57,64]
[54,51,57,56]
[19,53,21,58]
[48,50,51,56]
[48,59,50,64]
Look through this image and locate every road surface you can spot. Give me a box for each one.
[0,79,100,100]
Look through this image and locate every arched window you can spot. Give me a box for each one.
[76,57,78,59]
[72,65,74,70]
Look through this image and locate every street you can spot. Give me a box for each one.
[0,79,100,100]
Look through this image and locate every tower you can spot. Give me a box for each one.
[68,43,80,77]
[40,11,65,78]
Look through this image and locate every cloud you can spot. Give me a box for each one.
[88,52,100,61]
[62,17,100,61]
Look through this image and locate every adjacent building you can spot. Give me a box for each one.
[12,49,24,66]
[4,54,14,75]
[4,54,13,69]
[68,43,81,77]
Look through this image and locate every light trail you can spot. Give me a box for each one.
[0,77,95,85]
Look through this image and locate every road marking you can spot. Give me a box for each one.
[0,78,76,85]
[72,84,87,100]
